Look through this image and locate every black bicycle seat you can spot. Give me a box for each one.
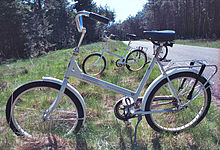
[143,30,175,42]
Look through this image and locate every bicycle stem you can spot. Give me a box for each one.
[103,33,111,50]
[77,28,87,48]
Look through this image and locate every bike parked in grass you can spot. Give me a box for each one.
[6,11,217,143]
[82,31,147,75]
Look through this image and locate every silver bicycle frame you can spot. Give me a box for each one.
[43,44,180,120]
[43,11,181,119]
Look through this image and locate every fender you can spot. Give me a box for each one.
[141,68,208,111]
[42,77,86,125]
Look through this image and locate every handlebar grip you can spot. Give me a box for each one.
[89,12,110,24]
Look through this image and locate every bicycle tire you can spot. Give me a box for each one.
[159,46,168,61]
[6,81,84,139]
[125,49,147,71]
[145,71,211,133]
[82,53,106,76]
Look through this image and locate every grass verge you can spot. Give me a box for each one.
[175,39,220,48]
[0,40,219,149]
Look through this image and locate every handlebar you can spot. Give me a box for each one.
[75,11,110,32]
[103,32,120,41]
[90,12,110,24]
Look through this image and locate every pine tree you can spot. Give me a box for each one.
[0,0,27,59]
[22,0,54,56]
[45,0,76,50]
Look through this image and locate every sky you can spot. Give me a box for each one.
[93,0,147,22]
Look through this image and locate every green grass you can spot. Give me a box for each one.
[175,39,220,48]
[0,41,220,149]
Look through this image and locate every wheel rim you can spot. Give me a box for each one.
[84,55,105,75]
[158,47,166,60]
[11,86,79,139]
[127,51,146,71]
[149,76,208,132]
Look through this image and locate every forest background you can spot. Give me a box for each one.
[0,0,219,62]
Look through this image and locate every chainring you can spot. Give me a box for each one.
[115,59,124,67]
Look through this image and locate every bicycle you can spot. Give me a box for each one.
[6,11,217,143]
[82,31,147,75]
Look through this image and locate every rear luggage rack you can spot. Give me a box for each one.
[165,59,218,89]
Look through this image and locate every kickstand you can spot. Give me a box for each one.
[133,115,143,144]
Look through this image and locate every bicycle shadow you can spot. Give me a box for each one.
[17,134,63,149]
[117,123,150,150]
[121,126,201,150]
[116,120,166,150]
[16,133,89,150]
[75,133,89,150]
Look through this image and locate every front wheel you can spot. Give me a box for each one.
[125,49,147,71]
[82,53,106,76]
[6,81,85,139]
[145,72,211,133]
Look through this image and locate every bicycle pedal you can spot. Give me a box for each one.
[122,97,134,107]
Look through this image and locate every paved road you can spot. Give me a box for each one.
[124,41,220,105]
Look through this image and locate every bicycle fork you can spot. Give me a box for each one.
[43,54,77,121]
[42,79,68,121]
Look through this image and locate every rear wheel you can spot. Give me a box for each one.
[6,81,84,139]
[158,46,168,61]
[145,72,211,133]
[126,49,147,71]
[82,53,106,76]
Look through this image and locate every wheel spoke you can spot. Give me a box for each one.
[126,50,147,71]
[146,72,210,133]
[83,54,106,75]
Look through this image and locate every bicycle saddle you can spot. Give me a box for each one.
[143,30,175,42]
[126,34,137,40]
